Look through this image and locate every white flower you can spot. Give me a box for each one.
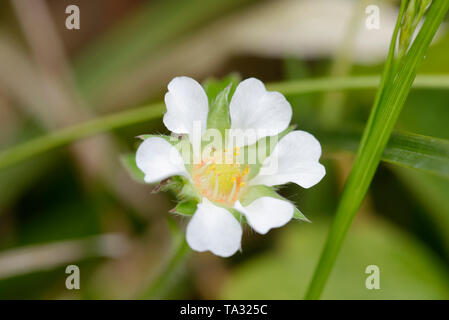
[136,76,325,257]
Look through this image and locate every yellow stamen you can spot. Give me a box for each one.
[192,151,249,206]
[228,180,237,203]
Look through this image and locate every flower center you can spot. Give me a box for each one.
[192,148,249,206]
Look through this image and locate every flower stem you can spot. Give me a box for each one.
[0,103,164,170]
[304,0,449,300]
[139,218,191,299]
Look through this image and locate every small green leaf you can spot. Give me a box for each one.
[120,153,145,183]
[172,199,198,216]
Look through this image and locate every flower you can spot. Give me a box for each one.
[135,76,325,257]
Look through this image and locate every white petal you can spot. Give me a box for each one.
[250,130,325,188]
[229,78,292,146]
[135,137,188,183]
[163,76,209,139]
[186,198,242,257]
[235,197,294,234]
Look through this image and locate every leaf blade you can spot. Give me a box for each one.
[318,128,449,178]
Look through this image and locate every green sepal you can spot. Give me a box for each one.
[180,181,199,200]
[206,85,231,137]
[240,185,310,222]
[120,153,145,183]
[160,176,186,194]
[171,199,198,216]
[293,207,311,222]
[228,208,246,222]
[204,74,241,138]
[203,73,240,104]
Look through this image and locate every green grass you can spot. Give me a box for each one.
[304,0,449,300]
[318,128,449,179]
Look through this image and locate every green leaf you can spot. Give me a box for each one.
[120,153,145,183]
[172,199,198,216]
[317,128,449,179]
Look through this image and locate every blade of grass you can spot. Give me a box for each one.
[304,0,449,300]
[318,128,449,178]
[0,103,164,170]
[267,74,449,95]
[1,74,449,170]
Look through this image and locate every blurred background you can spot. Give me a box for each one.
[0,0,449,299]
